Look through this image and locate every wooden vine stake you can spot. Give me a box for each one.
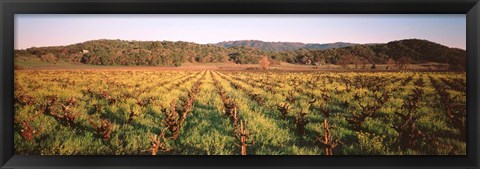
[276,102,290,120]
[162,100,181,140]
[295,111,309,137]
[88,117,112,141]
[149,128,172,155]
[318,119,340,155]
[235,120,254,155]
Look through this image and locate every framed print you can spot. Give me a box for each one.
[1,0,479,168]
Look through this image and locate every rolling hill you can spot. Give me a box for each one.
[14,39,466,70]
[215,40,359,52]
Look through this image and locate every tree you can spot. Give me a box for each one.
[229,52,242,64]
[359,58,370,69]
[386,58,396,70]
[173,58,182,67]
[337,55,363,69]
[259,55,271,70]
[337,56,352,69]
[397,56,412,70]
[350,55,363,69]
[40,53,58,63]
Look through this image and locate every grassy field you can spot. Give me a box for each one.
[15,57,443,71]
[14,69,466,155]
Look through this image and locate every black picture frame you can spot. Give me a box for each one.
[1,0,479,168]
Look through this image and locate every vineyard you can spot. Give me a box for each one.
[14,70,466,155]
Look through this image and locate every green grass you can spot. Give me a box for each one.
[14,70,466,155]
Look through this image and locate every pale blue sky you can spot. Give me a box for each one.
[14,14,466,49]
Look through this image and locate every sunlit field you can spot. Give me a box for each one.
[14,70,466,155]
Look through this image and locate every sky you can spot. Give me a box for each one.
[14,14,466,50]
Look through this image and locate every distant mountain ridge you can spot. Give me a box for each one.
[215,40,359,51]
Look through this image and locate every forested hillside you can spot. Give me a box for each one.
[15,40,276,66]
[275,39,466,70]
[15,39,466,70]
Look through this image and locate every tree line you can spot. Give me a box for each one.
[14,39,466,71]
